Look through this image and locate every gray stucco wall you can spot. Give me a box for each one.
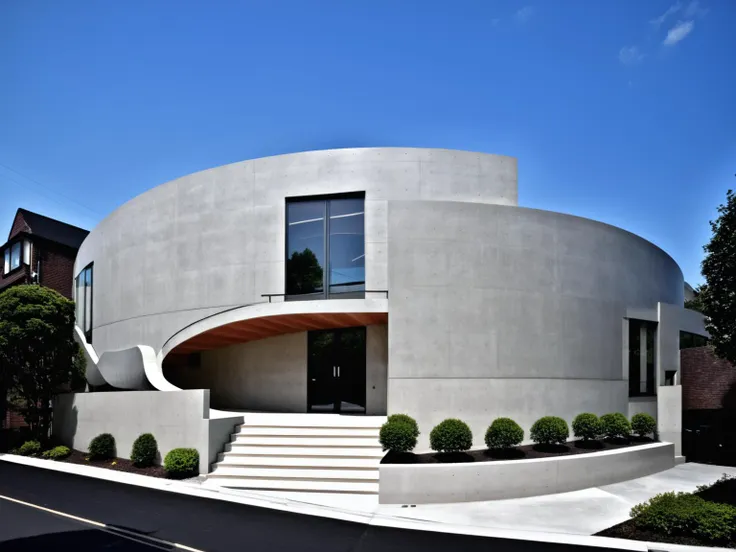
[75,148,517,356]
[165,326,389,415]
[387,201,684,449]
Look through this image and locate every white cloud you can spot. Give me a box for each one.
[619,46,644,65]
[515,6,535,23]
[651,2,682,27]
[663,20,695,45]
[684,0,709,19]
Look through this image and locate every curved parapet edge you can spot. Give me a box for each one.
[96,346,154,390]
[74,326,106,387]
[161,297,390,359]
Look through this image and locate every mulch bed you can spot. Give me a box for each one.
[381,437,655,464]
[596,476,736,548]
[59,449,167,478]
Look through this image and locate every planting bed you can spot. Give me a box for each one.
[381,436,655,464]
[597,476,736,548]
[60,449,167,478]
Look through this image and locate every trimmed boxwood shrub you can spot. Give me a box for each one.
[530,416,569,445]
[164,448,199,479]
[42,446,71,460]
[572,413,601,441]
[18,440,41,457]
[631,491,736,543]
[631,413,657,438]
[600,413,631,439]
[89,433,115,460]
[131,433,158,467]
[484,417,523,449]
[429,419,473,453]
[379,415,419,453]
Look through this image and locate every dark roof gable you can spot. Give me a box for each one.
[9,208,89,250]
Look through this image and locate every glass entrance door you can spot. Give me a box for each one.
[307,327,366,413]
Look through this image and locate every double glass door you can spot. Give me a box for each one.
[307,327,366,413]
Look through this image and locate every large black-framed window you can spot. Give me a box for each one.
[75,263,94,343]
[629,319,656,397]
[285,193,365,300]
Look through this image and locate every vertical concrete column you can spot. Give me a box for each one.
[657,385,683,457]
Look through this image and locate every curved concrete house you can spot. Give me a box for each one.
[65,148,706,492]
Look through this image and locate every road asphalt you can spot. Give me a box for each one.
[0,461,625,551]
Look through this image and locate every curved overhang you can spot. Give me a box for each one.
[161,298,389,359]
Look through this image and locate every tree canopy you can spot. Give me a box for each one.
[699,189,736,365]
[0,285,85,440]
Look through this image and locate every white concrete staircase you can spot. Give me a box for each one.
[205,414,386,494]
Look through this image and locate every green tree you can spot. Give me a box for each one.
[700,189,736,365]
[684,286,707,314]
[0,285,86,442]
[286,248,324,294]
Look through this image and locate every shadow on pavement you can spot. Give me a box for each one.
[0,528,167,551]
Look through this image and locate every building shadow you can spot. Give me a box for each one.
[0,527,171,551]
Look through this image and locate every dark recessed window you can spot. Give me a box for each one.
[285,194,365,300]
[680,331,708,350]
[75,263,94,343]
[629,319,656,397]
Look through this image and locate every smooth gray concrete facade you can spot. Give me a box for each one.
[73,147,703,459]
[75,148,517,355]
[379,442,675,504]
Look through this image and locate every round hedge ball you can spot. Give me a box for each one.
[484,417,524,449]
[429,418,473,453]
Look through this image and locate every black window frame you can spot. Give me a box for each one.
[284,192,366,301]
[75,262,94,344]
[628,319,657,398]
[3,239,25,276]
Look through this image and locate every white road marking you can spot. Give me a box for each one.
[0,493,206,551]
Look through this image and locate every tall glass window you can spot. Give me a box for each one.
[75,263,94,343]
[286,194,365,299]
[628,319,656,397]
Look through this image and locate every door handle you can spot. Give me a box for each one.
[333,366,336,377]
[337,366,340,377]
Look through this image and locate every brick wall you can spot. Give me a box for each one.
[8,211,30,238]
[37,242,77,299]
[681,346,736,411]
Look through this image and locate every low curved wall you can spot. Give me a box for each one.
[378,442,675,504]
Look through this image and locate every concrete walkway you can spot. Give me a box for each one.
[220,463,736,537]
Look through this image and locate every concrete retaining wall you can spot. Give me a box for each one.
[52,390,243,474]
[379,442,675,504]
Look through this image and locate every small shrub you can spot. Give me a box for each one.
[386,414,420,438]
[429,419,473,453]
[164,448,199,479]
[631,413,656,438]
[572,413,601,441]
[42,446,71,460]
[600,413,631,439]
[131,433,158,467]
[380,415,419,453]
[18,440,41,457]
[484,417,524,449]
[631,491,736,543]
[530,416,569,445]
[88,433,116,460]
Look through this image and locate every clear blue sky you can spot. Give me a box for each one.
[1,1,734,285]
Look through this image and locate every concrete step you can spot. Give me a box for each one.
[230,435,381,448]
[236,426,379,437]
[204,476,379,494]
[235,413,386,428]
[210,466,379,481]
[223,443,385,458]
[216,454,379,468]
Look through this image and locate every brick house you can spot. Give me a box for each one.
[1,208,89,429]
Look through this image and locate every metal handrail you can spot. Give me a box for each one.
[261,289,389,303]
